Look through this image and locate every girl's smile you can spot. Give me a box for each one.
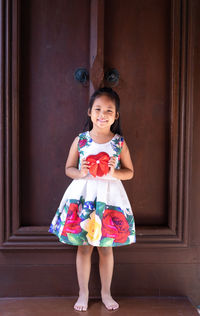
[88,95,119,130]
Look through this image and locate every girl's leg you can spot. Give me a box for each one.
[74,245,94,311]
[97,247,119,310]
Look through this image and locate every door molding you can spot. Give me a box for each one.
[0,0,193,250]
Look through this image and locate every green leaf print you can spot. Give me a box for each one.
[82,208,92,219]
[67,231,87,245]
[79,230,87,239]
[69,199,80,204]
[126,214,134,227]
[100,237,114,247]
[96,201,106,219]
[80,196,85,205]
[67,233,82,244]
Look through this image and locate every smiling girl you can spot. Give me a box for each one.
[48,87,136,311]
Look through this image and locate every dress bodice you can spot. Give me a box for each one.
[77,131,124,178]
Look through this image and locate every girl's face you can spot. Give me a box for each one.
[88,95,119,130]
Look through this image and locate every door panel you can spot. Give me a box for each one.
[20,0,90,226]
[104,0,171,225]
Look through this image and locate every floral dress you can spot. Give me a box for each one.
[48,131,136,247]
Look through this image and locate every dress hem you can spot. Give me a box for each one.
[48,230,136,247]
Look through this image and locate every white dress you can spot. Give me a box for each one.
[48,131,136,247]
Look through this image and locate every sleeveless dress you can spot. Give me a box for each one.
[48,131,136,247]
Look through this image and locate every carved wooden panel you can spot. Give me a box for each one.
[0,0,192,251]
[1,0,200,306]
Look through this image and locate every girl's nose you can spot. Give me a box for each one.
[99,110,106,116]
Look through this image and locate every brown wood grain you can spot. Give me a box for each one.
[90,0,104,94]
[0,297,198,316]
[0,0,199,307]
[0,263,199,306]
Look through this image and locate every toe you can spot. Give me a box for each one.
[113,305,119,310]
[107,304,113,310]
[77,305,87,312]
[110,303,119,310]
[74,304,81,311]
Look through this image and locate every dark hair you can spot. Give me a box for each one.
[83,87,123,135]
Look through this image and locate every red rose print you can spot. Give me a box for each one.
[62,203,81,235]
[86,152,110,177]
[79,138,87,148]
[102,209,129,243]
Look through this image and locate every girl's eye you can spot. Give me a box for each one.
[108,110,113,113]
[95,108,100,111]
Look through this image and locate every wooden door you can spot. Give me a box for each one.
[0,0,199,307]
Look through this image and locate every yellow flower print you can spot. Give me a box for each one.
[80,211,102,246]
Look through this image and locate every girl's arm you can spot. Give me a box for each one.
[109,140,134,180]
[65,137,89,179]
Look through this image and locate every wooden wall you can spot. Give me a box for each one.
[0,0,199,307]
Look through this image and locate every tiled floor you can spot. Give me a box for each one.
[0,296,198,316]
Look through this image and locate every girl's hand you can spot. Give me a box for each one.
[108,156,117,176]
[80,158,90,178]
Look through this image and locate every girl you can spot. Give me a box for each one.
[48,87,136,311]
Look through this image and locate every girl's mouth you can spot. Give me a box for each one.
[98,119,108,122]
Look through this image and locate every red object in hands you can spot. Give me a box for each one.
[86,152,110,177]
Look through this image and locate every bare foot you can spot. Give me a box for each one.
[101,293,119,310]
[74,293,88,312]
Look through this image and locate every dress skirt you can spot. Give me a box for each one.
[48,174,136,247]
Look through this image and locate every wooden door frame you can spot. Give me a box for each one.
[1,0,200,307]
[0,0,192,251]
